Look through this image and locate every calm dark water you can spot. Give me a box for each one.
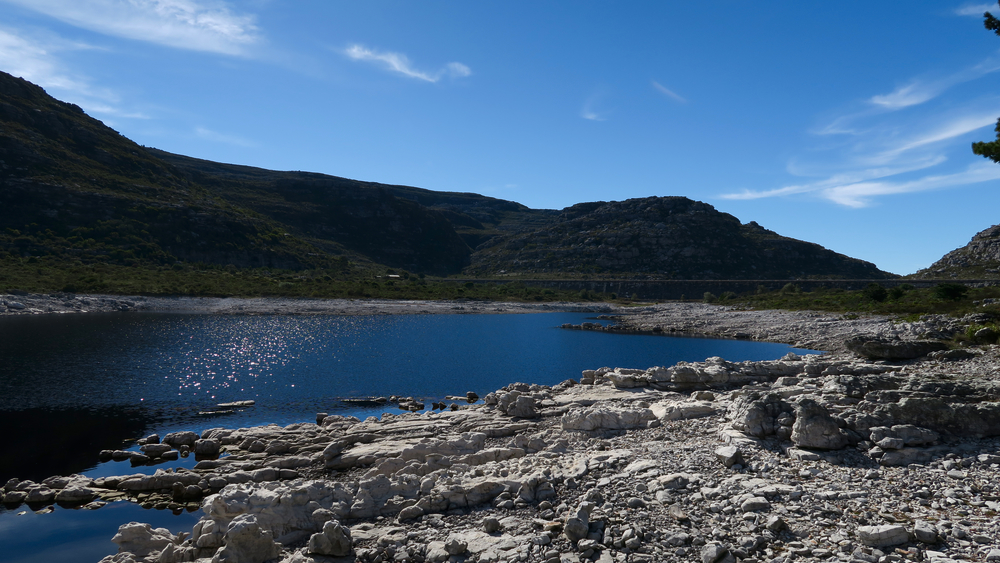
[0,311,819,482]
[0,311,817,563]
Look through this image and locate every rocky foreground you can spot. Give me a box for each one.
[4,305,1000,563]
[0,304,1000,563]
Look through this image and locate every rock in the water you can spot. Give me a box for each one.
[140,443,172,458]
[109,522,175,558]
[162,431,199,448]
[194,439,221,456]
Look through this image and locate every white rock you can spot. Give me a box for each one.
[212,514,282,563]
[857,524,909,547]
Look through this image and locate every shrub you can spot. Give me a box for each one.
[703,292,717,303]
[780,283,800,294]
[966,323,1000,344]
[933,283,968,301]
[863,283,888,302]
[720,291,737,301]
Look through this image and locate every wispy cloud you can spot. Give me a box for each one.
[721,52,1000,210]
[195,126,255,147]
[343,44,470,83]
[822,162,1000,207]
[723,109,1000,207]
[872,111,997,161]
[581,90,610,121]
[866,57,1000,111]
[869,82,939,110]
[0,26,133,114]
[651,80,686,103]
[0,0,261,56]
[955,3,995,16]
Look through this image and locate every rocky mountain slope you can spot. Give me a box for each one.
[914,224,1000,279]
[467,197,892,279]
[1,70,894,279]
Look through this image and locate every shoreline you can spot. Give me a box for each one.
[4,297,1000,563]
[0,293,620,317]
[2,291,926,354]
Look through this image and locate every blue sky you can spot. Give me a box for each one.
[2,1,1000,275]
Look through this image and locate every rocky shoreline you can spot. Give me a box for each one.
[2,300,1000,563]
[605,303,968,354]
[0,292,616,317]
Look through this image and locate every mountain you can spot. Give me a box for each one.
[0,70,895,280]
[0,71,473,275]
[913,224,1000,279]
[466,196,891,279]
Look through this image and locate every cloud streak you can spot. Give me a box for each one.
[721,55,1000,211]
[722,109,1000,206]
[955,3,995,16]
[867,58,1000,110]
[720,48,1000,209]
[0,0,261,55]
[0,26,133,115]
[580,90,610,121]
[195,126,255,147]
[343,44,470,83]
[822,162,1000,207]
[652,80,686,103]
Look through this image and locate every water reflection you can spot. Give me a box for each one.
[0,312,818,483]
[0,499,200,563]
[0,407,159,484]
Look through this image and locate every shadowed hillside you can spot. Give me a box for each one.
[1,70,896,286]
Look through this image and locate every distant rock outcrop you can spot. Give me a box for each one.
[914,223,1000,279]
[466,196,894,279]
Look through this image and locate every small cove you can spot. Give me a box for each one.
[0,310,818,562]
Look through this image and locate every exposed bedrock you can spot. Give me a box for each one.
[8,338,997,563]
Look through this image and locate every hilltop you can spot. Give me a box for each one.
[0,70,895,293]
[913,224,1000,279]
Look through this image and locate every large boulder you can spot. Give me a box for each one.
[109,522,175,559]
[212,514,282,563]
[790,399,849,450]
[845,337,947,360]
[856,525,909,547]
[727,391,792,438]
[307,520,352,557]
[561,406,655,431]
[162,431,199,448]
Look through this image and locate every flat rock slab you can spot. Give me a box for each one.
[857,525,909,547]
[552,385,659,407]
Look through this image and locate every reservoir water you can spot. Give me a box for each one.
[0,310,818,562]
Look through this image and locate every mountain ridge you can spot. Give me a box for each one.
[0,70,896,281]
[913,223,1000,279]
